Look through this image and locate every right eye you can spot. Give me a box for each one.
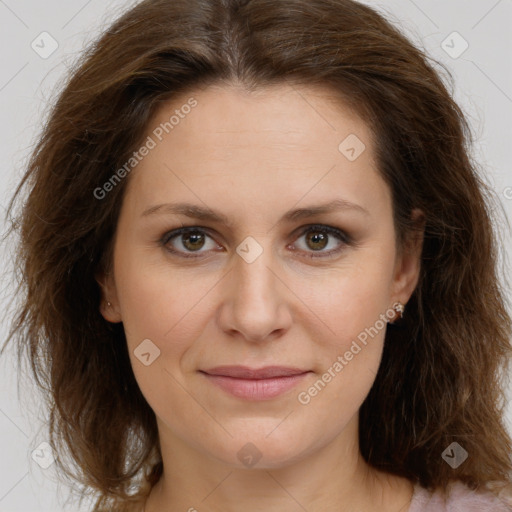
[161,227,223,258]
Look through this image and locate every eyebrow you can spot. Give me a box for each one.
[141,199,369,226]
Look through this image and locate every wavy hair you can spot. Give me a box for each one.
[3,0,512,509]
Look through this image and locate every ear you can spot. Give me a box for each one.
[95,269,123,323]
[390,208,425,308]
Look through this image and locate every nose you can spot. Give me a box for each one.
[216,242,293,343]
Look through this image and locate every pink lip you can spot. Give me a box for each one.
[200,366,311,400]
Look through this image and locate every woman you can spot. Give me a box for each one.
[3,0,512,510]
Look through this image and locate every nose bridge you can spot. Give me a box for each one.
[219,235,291,341]
[234,235,279,308]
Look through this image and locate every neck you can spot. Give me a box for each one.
[144,416,414,512]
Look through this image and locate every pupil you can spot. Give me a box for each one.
[183,232,204,251]
[308,232,327,250]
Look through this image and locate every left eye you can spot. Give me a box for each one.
[293,226,347,255]
[161,225,350,259]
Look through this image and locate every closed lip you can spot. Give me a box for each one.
[200,366,310,379]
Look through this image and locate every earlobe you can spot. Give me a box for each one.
[391,209,425,305]
[95,271,123,323]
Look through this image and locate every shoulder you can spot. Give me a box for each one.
[408,480,512,512]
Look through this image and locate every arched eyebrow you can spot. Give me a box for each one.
[141,199,369,227]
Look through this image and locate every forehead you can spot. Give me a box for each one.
[148,82,372,152]
[122,82,389,220]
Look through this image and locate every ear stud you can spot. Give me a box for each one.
[393,302,404,320]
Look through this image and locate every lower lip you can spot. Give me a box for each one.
[201,372,311,400]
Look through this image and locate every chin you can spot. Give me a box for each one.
[204,429,317,470]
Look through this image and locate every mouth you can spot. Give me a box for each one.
[199,366,312,400]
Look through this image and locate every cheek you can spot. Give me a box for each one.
[291,245,394,406]
[114,252,222,382]
[293,285,389,434]
[115,244,205,339]
[292,242,395,345]
[115,264,208,419]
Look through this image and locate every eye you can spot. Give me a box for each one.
[160,224,351,259]
[161,227,221,258]
[291,224,351,259]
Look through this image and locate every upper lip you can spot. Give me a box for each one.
[201,366,310,379]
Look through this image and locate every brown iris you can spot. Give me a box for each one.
[182,232,206,251]
[305,231,328,251]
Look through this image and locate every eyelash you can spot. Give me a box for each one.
[160,224,352,260]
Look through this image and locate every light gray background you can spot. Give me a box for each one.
[0,1,511,511]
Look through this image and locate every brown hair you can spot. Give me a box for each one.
[3,0,512,509]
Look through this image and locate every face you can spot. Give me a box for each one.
[99,83,422,469]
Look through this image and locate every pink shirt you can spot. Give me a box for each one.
[409,481,512,511]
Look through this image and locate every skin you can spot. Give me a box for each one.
[98,82,424,512]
